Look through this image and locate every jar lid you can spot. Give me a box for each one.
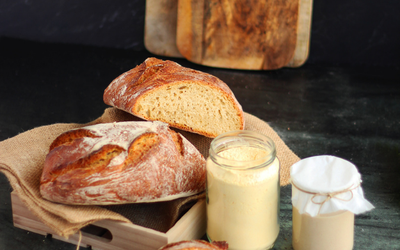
[290,155,374,216]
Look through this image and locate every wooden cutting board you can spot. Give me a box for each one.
[144,0,183,58]
[144,0,312,69]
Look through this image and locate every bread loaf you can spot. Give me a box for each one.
[103,57,244,138]
[159,240,228,250]
[40,121,206,205]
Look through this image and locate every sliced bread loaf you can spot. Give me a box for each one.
[103,57,244,138]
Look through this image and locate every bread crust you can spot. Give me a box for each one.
[103,57,244,138]
[40,121,206,205]
[159,240,228,250]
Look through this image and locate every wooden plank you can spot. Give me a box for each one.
[166,198,206,242]
[11,192,90,248]
[86,220,168,250]
[176,0,313,70]
[286,0,313,67]
[177,0,299,70]
[146,0,312,69]
[144,0,183,58]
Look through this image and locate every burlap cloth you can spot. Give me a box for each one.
[0,108,300,238]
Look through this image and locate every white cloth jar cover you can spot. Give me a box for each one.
[291,155,375,217]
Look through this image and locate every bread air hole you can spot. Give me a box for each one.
[138,83,241,135]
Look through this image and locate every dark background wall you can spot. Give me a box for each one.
[0,0,399,69]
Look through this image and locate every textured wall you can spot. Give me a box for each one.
[0,0,145,50]
[309,0,400,68]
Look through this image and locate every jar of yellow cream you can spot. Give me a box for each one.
[206,130,280,250]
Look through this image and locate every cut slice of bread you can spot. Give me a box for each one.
[103,57,244,138]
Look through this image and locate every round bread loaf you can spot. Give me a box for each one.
[103,57,244,138]
[40,121,206,205]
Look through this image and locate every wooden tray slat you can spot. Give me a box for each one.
[11,191,206,250]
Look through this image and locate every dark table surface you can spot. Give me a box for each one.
[0,37,399,249]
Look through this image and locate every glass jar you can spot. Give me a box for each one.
[206,130,280,250]
[292,205,354,250]
[290,155,375,250]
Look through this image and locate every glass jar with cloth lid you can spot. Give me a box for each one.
[290,155,375,250]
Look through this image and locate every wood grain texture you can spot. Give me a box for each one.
[177,0,299,70]
[286,0,313,67]
[177,0,205,63]
[145,0,183,58]
[146,0,312,69]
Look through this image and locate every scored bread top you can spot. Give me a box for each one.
[103,57,244,138]
[40,121,206,205]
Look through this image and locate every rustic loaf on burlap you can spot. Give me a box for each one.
[0,107,299,238]
[40,121,206,205]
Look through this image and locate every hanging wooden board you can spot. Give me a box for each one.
[177,0,295,70]
[144,0,183,58]
[144,0,313,69]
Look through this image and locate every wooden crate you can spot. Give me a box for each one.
[11,191,206,250]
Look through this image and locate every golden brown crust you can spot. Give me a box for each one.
[41,143,125,185]
[159,240,228,250]
[49,129,100,151]
[169,129,185,157]
[103,57,244,138]
[40,121,206,205]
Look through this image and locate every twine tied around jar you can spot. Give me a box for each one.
[291,182,360,214]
